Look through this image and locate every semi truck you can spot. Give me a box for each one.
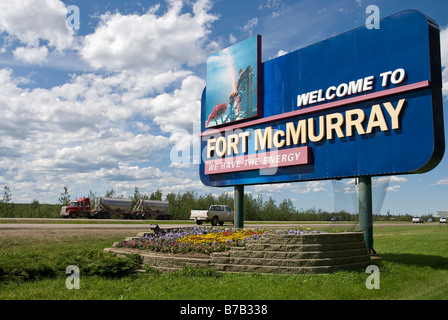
[132,199,172,220]
[60,196,171,220]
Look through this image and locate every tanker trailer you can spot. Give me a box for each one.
[132,199,171,220]
[93,197,133,219]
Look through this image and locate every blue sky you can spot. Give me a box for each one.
[0,0,447,216]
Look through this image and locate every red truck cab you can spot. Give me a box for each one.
[60,197,91,218]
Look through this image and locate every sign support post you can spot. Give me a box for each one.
[234,185,244,228]
[358,176,376,255]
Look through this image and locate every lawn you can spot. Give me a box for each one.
[1,223,447,302]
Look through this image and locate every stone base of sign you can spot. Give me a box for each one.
[210,232,371,274]
[105,230,373,274]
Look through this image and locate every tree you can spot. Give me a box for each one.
[89,190,97,210]
[0,186,14,217]
[150,189,163,200]
[197,193,215,210]
[30,199,40,218]
[130,186,145,207]
[262,197,277,221]
[2,186,12,203]
[105,188,115,198]
[105,188,124,199]
[175,191,197,220]
[58,186,71,206]
[165,192,178,217]
[278,199,295,220]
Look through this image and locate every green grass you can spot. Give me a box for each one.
[0,224,447,300]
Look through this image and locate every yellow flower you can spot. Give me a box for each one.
[178,229,266,244]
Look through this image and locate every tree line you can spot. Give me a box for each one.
[0,185,430,222]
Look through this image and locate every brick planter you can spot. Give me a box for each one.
[106,231,371,274]
[210,232,371,274]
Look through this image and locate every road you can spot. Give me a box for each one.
[0,218,432,241]
[0,217,416,231]
[0,217,357,230]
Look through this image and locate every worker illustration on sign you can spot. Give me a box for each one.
[205,35,260,128]
[206,65,256,127]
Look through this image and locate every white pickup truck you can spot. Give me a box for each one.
[190,205,234,226]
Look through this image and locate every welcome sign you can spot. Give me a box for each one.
[200,10,444,188]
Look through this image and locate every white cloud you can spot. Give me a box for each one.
[53,130,170,168]
[344,187,357,194]
[149,75,204,133]
[0,2,216,202]
[331,176,407,195]
[241,18,258,36]
[88,163,165,182]
[389,176,407,183]
[276,49,288,57]
[13,45,49,64]
[254,181,327,196]
[159,178,207,195]
[80,0,218,72]
[229,33,237,44]
[258,0,286,18]
[0,0,79,62]
[432,177,448,185]
[0,67,179,202]
[304,181,327,193]
[385,185,401,192]
[374,176,407,186]
[0,1,221,202]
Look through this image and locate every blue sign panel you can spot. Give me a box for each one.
[200,10,444,188]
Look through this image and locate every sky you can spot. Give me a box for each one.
[0,0,447,216]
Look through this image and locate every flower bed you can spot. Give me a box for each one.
[113,226,326,255]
